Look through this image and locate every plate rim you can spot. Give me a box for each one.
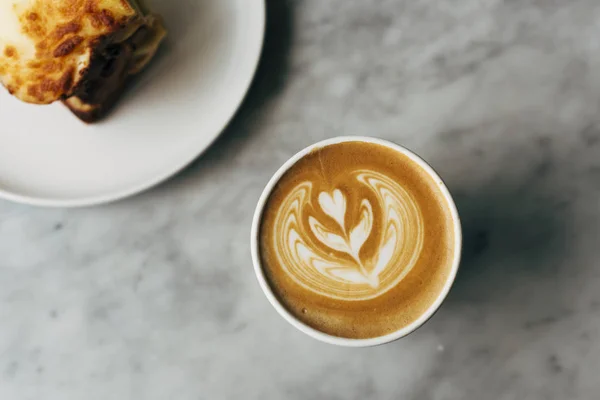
[0,1,266,208]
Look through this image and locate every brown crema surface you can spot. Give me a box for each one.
[259,141,457,339]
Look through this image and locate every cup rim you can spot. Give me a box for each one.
[250,136,462,347]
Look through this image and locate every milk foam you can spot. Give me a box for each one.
[272,170,425,301]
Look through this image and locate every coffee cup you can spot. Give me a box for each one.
[251,136,462,347]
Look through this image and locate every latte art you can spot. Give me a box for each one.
[273,170,424,301]
[257,140,459,339]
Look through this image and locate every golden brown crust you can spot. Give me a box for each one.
[1,0,166,122]
[0,0,138,104]
[3,45,17,59]
[63,12,166,122]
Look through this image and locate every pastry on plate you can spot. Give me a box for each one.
[0,0,166,122]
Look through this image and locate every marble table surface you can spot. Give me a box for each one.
[2,0,600,399]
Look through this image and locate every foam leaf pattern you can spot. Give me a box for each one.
[328,268,372,285]
[318,189,346,230]
[371,222,397,278]
[309,216,351,254]
[349,199,373,259]
[272,171,425,301]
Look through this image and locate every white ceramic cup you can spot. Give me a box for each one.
[250,136,462,347]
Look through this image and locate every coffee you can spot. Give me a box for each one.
[258,140,459,339]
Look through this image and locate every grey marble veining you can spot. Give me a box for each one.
[2,0,600,399]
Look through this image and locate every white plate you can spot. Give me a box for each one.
[0,0,265,207]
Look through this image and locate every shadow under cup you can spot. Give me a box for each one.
[251,137,462,347]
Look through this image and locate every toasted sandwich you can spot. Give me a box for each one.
[0,0,166,122]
